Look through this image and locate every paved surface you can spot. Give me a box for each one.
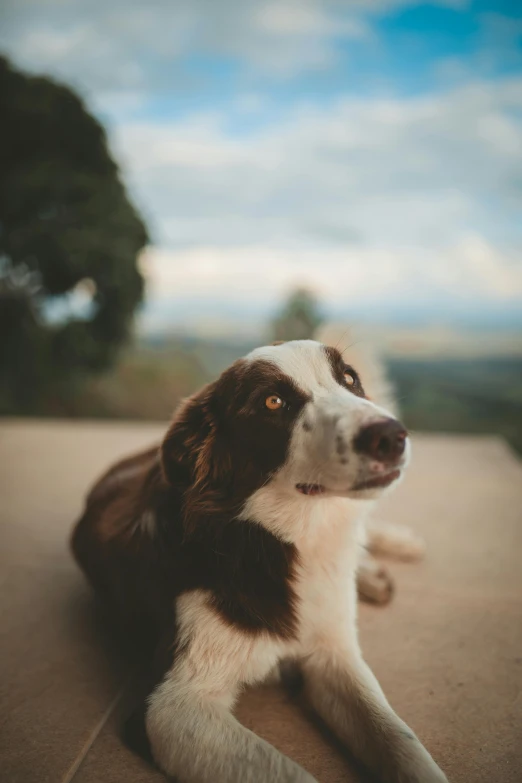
[1,420,522,783]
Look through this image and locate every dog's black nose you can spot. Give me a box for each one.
[354,419,407,463]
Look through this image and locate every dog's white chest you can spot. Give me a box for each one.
[292,501,363,652]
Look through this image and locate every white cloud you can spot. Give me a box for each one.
[451,235,522,298]
[114,76,522,247]
[140,235,522,309]
[118,74,522,316]
[0,0,470,92]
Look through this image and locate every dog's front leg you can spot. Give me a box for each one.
[302,647,448,783]
[147,681,315,783]
[145,593,317,783]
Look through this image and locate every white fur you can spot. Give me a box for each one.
[356,553,395,604]
[365,518,427,561]
[146,341,447,783]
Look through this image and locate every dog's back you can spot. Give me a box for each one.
[71,446,172,654]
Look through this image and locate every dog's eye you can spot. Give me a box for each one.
[344,371,356,386]
[265,395,284,410]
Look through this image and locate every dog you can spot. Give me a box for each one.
[71,339,448,783]
[315,323,426,604]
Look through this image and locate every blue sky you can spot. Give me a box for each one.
[1,0,522,334]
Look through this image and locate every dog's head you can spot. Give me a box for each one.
[162,340,409,524]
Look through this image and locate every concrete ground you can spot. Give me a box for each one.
[1,419,521,783]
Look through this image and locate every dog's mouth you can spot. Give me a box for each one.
[351,468,401,491]
[296,483,326,496]
[296,468,401,496]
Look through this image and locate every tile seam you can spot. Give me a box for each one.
[60,676,131,783]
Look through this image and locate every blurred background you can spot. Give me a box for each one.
[1,0,521,451]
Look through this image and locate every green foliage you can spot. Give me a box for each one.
[0,56,148,410]
[388,357,522,456]
[44,347,209,421]
[271,287,323,342]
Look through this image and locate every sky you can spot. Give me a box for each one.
[1,0,522,335]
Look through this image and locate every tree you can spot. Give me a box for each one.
[0,56,148,410]
[270,287,323,343]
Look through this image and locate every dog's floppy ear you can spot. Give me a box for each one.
[160,384,224,490]
[160,361,244,491]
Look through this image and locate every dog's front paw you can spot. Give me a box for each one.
[390,764,448,783]
[384,740,449,783]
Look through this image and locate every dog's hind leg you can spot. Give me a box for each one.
[365,519,426,562]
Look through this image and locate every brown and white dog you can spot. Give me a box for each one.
[72,340,447,783]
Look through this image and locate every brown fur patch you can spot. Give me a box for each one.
[323,345,366,398]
